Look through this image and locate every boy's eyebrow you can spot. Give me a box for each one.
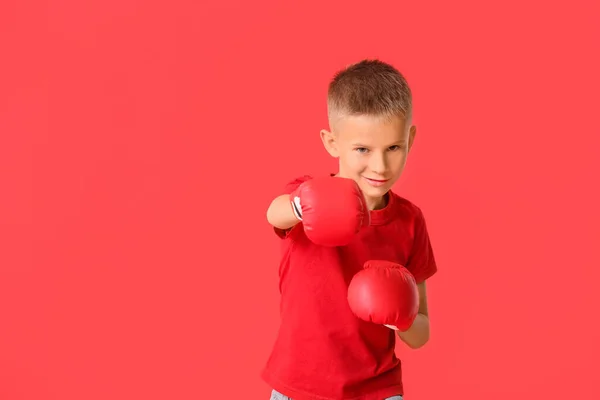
[352,141,406,147]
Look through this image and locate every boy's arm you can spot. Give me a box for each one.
[396,281,430,349]
[266,194,300,230]
[396,205,437,349]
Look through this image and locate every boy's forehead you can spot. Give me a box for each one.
[334,114,409,143]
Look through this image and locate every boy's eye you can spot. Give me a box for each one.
[355,147,369,153]
[388,145,400,151]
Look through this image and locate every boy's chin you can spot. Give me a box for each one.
[360,184,391,200]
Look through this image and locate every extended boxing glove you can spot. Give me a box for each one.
[347,260,419,331]
[289,176,370,247]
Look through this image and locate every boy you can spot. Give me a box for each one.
[262,59,438,400]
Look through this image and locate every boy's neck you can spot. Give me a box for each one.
[365,192,388,211]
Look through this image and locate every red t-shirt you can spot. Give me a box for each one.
[261,175,438,400]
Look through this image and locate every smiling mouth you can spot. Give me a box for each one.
[364,177,389,182]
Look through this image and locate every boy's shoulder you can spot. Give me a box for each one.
[281,175,313,193]
[387,190,426,220]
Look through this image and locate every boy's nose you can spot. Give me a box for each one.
[369,154,387,175]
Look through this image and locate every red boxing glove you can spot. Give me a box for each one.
[290,176,370,247]
[347,260,419,331]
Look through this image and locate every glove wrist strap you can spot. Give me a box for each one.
[290,196,303,221]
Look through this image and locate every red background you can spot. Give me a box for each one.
[1,0,599,399]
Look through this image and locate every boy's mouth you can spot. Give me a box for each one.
[363,177,389,187]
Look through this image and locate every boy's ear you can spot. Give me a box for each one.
[407,125,417,152]
[320,129,339,158]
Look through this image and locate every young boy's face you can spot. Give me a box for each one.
[321,113,415,209]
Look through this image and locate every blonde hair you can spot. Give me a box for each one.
[327,59,413,124]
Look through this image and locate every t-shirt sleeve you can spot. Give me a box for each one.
[405,206,438,284]
[272,175,312,239]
